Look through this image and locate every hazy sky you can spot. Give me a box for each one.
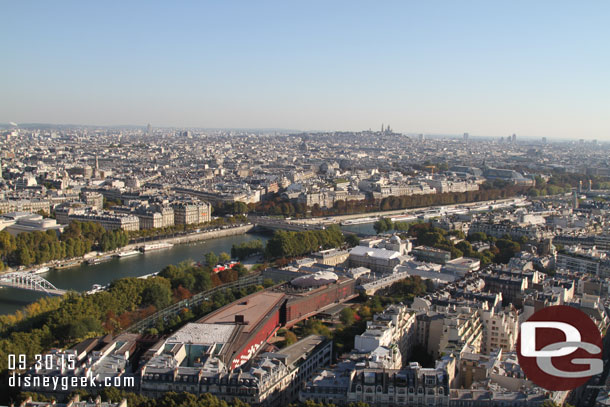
[1,1,609,139]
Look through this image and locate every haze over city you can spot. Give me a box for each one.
[6,2,610,407]
[1,1,609,139]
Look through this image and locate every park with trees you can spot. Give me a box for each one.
[370,219,523,267]
[246,182,532,219]
[0,221,129,269]
[0,255,260,403]
[264,225,344,259]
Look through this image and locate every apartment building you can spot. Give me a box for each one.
[136,205,174,229]
[354,304,416,361]
[0,198,50,214]
[346,365,450,407]
[411,245,451,265]
[556,247,610,277]
[479,306,519,354]
[81,191,104,210]
[411,298,483,359]
[55,207,139,231]
[172,200,211,225]
[140,334,331,406]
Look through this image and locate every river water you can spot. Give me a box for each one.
[0,233,269,316]
[340,222,377,236]
[0,224,385,316]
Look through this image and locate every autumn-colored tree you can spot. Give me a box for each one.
[173,286,192,301]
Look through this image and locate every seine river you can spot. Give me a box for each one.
[0,233,270,316]
[0,223,383,316]
[339,222,377,236]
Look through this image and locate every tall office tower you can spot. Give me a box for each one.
[542,137,547,144]
[511,133,517,143]
[147,123,152,137]
[463,132,469,141]
[418,134,424,141]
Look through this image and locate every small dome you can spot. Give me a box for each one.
[390,235,401,244]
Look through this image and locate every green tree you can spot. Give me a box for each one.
[495,239,521,263]
[231,240,264,260]
[345,234,360,247]
[373,218,393,234]
[219,252,231,263]
[302,319,331,338]
[455,240,474,257]
[205,252,219,266]
[419,231,446,247]
[339,307,356,326]
[141,279,173,309]
[467,232,488,242]
[61,316,102,341]
[284,331,298,347]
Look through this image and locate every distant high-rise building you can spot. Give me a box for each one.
[147,123,152,137]
[418,134,424,141]
[463,132,469,141]
[93,154,100,179]
[542,137,547,144]
[511,134,517,143]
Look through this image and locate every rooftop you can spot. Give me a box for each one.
[199,291,285,333]
[350,246,400,260]
[280,334,328,366]
[166,323,237,345]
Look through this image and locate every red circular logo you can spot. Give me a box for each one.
[517,305,603,390]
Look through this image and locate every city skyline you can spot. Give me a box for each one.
[2,1,609,139]
[0,122,605,144]
[4,3,610,405]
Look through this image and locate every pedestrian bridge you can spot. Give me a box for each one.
[0,272,67,296]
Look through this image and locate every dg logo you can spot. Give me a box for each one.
[517,305,603,391]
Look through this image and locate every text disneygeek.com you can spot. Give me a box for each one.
[7,354,135,390]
